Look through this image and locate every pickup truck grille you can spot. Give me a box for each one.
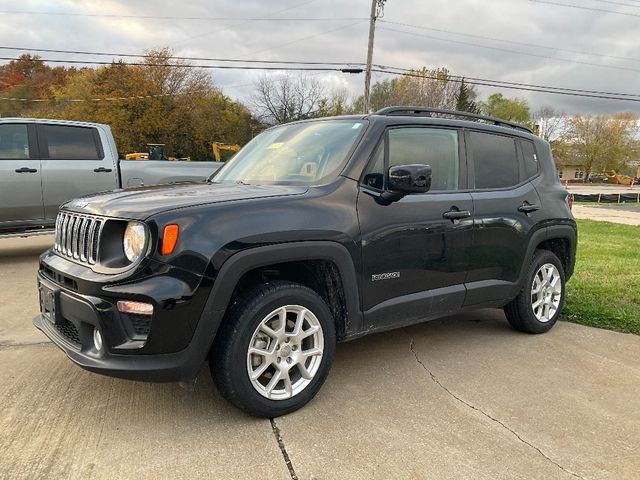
[54,212,103,265]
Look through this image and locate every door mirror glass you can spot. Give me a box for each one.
[387,164,432,194]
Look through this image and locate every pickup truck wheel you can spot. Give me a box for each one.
[504,250,565,334]
[210,281,336,417]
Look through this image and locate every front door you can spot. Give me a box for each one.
[0,123,44,226]
[357,126,473,331]
[39,124,118,221]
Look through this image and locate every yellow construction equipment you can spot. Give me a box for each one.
[212,142,241,162]
[603,170,633,185]
[125,152,148,161]
[126,144,168,161]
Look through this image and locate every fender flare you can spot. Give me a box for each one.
[185,241,363,376]
[513,223,577,295]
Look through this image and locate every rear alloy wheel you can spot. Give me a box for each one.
[504,249,566,334]
[211,281,335,417]
[530,263,562,323]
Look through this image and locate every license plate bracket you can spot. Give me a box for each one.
[39,282,60,325]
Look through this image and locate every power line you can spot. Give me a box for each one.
[586,0,640,8]
[3,49,638,98]
[377,66,640,98]
[2,48,639,98]
[528,0,640,17]
[372,67,640,102]
[0,46,365,67]
[241,20,366,59]
[169,0,319,49]
[377,26,640,74]
[379,19,640,64]
[0,56,357,71]
[0,10,367,22]
[2,53,639,103]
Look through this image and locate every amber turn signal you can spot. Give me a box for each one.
[162,224,179,255]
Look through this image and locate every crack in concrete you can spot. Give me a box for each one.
[408,338,586,480]
[270,418,298,480]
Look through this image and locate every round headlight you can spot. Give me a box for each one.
[123,222,146,263]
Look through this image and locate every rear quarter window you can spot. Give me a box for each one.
[42,125,103,160]
[520,139,539,180]
[468,131,518,189]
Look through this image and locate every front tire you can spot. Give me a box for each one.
[504,249,566,334]
[211,281,336,417]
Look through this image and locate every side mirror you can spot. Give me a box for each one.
[387,164,432,194]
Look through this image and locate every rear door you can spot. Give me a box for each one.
[464,130,544,305]
[39,124,118,221]
[0,123,44,224]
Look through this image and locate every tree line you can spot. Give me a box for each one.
[1,51,637,178]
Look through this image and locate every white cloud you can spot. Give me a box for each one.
[0,0,638,114]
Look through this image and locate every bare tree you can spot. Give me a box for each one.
[533,106,565,141]
[392,68,460,110]
[251,74,325,125]
[563,112,638,179]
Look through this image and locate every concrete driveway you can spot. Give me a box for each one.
[1,236,639,479]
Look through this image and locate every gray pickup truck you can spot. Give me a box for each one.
[0,118,223,234]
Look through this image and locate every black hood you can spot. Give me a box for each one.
[61,183,308,220]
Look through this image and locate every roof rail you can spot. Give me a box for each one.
[374,106,533,134]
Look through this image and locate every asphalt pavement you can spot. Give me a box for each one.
[1,235,639,480]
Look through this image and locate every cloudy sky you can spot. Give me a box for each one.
[1,0,639,114]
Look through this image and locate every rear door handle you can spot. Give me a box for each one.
[93,167,113,173]
[518,202,540,214]
[15,167,38,173]
[443,209,471,220]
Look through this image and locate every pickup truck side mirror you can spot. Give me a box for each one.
[380,164,432,203]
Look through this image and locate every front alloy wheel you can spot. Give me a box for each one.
[247,305,324,400]
[211,281,336,417]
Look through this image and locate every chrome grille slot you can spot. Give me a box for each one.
[53,212,103,265]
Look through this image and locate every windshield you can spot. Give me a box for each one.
[211,119,366,186]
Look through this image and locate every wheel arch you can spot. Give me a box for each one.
[537,224,577,280]
[509,223,576,300]
[198,241,362,358]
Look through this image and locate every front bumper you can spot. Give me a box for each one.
[35,257,221,383]
[34,312,201,382]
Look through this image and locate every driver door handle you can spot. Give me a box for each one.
[93,167,113,173]
[15,167,38,173]
[518,202,540,214]
[443,209,471,220]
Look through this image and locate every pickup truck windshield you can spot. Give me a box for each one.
[211,120,366,186]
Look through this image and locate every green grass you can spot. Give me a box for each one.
[562,219,640,334]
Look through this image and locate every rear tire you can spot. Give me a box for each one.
[504,249,565,334]
[210,281,336,417]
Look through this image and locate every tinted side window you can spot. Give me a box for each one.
[0,124,29,159]
[520,140,539,180]
[42,125,102,160]
[388,128,459,191]
[469,131,518,189]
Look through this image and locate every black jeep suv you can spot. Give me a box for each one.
[35,107,576,417]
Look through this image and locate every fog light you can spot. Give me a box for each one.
[117,300,154,316]
[93,327,103,351]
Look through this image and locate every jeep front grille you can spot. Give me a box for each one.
[53,212,104,265]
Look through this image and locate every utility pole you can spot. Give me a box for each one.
[363,0,385,114]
